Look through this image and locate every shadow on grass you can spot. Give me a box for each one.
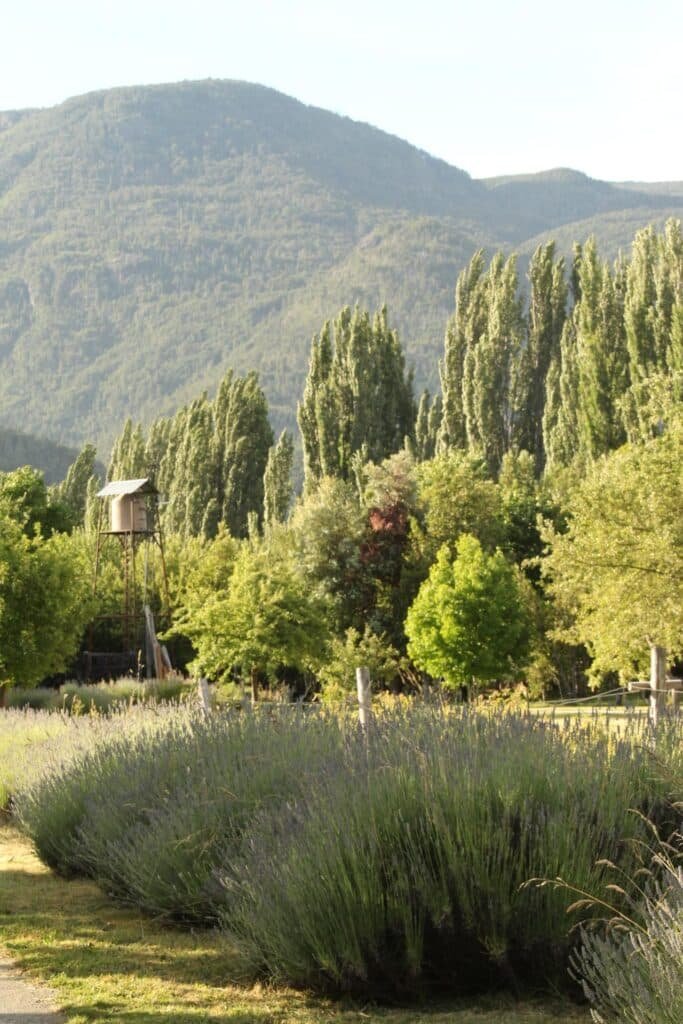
[0,864,240,984]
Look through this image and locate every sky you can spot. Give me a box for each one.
[1,0,681,182]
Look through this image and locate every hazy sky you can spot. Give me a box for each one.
[2,0,681,182]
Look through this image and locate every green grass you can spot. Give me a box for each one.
[0,823,588,1024]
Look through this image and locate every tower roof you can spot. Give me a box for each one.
[96,478,158,498]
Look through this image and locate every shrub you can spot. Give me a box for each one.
[569,751,683,1024]
[13,703,679,1000]
[16,705,346,920]
[572,830,683,1024]
[217,710,668,998]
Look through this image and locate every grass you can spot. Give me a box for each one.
[0,823,588,1024]
[5,677,191,713]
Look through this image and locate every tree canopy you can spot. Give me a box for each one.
[405,534,532,691]
[542,417,683,679]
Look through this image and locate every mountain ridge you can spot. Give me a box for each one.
[0,79,680,454]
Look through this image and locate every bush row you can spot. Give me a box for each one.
[15,705,682,1000]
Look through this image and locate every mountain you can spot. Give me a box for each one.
[0,427,79,483]
[0,79,680,453]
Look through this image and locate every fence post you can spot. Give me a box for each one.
[356,666,372,732]
[197,677,211,716]
[649,645,666,731]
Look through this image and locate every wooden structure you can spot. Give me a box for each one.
[628,645,683,729]
[87,479,170,679]
[356,666,373,731]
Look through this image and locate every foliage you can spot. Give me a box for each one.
[298,305,415,487]
[289,476,370,635]
[405,535,532,691]
[0,520,95,689]
[108,369,273,539]
[316,626,403,703]
[542,418,683,680]
[263,429,294,527]
[571,825,683,1024]
[0,465,72,536]
[51,443,100,527]
[417,449,504,556]
[177,531,328,690]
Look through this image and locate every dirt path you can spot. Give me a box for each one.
[0,954,65,1023]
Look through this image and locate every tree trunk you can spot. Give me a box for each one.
[250,668,258,704]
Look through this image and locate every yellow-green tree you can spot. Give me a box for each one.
[542,418,683,680]
[0,520,94,691]
[405,534,532,691]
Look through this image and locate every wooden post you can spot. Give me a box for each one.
[356,666,372,731]
[197,677,211,716]
[650,645,666,731]
[628,649,681,722]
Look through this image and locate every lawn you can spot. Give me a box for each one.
[0,824,588,1024]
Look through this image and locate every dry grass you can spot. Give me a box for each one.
[0,824,587,1024]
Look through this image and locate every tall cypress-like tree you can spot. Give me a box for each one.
[438,250,486,451]
[263,430,294,528]
[574,239,628,458]
[462,253,526,476]
[298,305,414,487]
[542,319,582,470]
[414,390,442,462]
[107,419,147,481]
[53,442,99,526]
[516,243,567,470]
[107,370,273,538]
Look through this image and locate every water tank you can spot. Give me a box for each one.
[111,495,148,533]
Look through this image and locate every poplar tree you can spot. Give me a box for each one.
[298,305,415,487]
[53,443,99,526]
[414,390,442,462]
[438,250,486,450]
[542,320,582,469]
[107,419,147,481]
[462,253,526,475]
[517,243,567,470]
[622,219,683,432]
[574,240,628,458]
[263,430,294,528]
[213,370,273,536]
[107,370,273,539]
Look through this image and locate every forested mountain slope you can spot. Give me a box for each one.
[0,79,680,450]
[0,427,78,483]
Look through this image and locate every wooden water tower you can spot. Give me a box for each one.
[87,478,169,678]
